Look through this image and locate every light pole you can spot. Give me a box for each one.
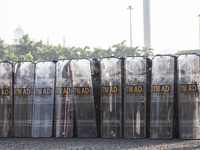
[127,6,133,47]
[198,14,200,49]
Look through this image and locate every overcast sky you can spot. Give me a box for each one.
[0,0,200,54]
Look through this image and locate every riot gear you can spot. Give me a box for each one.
[32,61,55,137]
[178,54,200,139]
[54,60,74,138]
[150,55,176,139]
[70,59,97,138]
[14,61,35,137]
[124,57,147,138]
[0,61,13,137]
[100,57,122,138]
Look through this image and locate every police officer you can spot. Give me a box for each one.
[92,59,101,137]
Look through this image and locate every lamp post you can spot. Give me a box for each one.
[127,6,133,47]
[198,14,200,49]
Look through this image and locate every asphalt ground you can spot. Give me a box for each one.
[0,138,199,150]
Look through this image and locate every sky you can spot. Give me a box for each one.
[0,0,200,54]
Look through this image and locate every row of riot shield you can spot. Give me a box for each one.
[2,59,97,138]
[14,61,55,137]
[1,54,200,139]
[0,61,55,138]
[100,56,151,139]
[150,54,200,140]
[0,58,154,139]
[14,60,74,138]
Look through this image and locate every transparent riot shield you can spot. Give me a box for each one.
[70,59,97,138]
[150,55,175,139]
[55,60,73,138]
[124,57,147,138]
[100,57,122,138]
[0,62,13,137]
[178,54,200,139]
[33,61,55,137]
[14,62,34,137]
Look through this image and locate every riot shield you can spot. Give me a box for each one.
[70,59,97,138]
[150,55,175,139]
[33,61,55,137]
[0,62,13,137]
[100,57,122,138]
[54,60,73,138]
[124,57,147,138]
[14,62,34,137]
[178,54,200,139]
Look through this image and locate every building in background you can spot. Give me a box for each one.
[14,26,24,44]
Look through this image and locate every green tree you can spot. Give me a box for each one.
[90,47,107,58]
[126,46,140,56]
[112,40,141,57]
[5,53,18,62]
[112,40,127,57]
[24,53,33,61]
[140,47,154,57]
[0,38,7,60]
[76,46,90,58]
[15,34,35,56]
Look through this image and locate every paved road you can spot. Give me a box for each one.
[0,138,199,150]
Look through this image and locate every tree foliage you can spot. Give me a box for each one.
[0,34,154,62]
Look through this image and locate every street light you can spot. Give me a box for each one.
[127,6,133,47]
[198,14,200,49]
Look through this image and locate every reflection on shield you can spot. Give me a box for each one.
[100,57,122,138]
[124,57,147,138]
[178,54,200,139]
[14,62,35,137]
[32,62,55,137]
[150,55,176,139]
[70,59,97,138]
[55,60,74,138]
[0,62,13,137]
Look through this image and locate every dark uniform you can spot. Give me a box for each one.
[92,59,101,137]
